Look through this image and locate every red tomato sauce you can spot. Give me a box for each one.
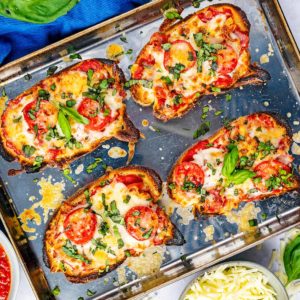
[0,244,11,300]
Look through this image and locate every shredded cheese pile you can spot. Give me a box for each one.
[183,265,277,300]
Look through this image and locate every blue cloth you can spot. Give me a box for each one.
[0,0,148,65]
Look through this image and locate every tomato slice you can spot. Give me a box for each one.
[247,113,276,129]
[64,207,97,245]
[233,29,249,49]
[125,206,159,241]
[74,59,102,72]
[204,189,227,214]
[154,86,168,107]
[183,140,210,162]
[174,162,205,189]
[149,32,169,46]
[115,174,144,191]
[153,207,172,245]
[132,65,144,80]
[77,98,114,131]
[198,7,232,23]
[214,74,233,88]
[217,45,238,74]
[133,54,156,80]
[48,148,62,160]
[253,159,291,192]
[23,100,58,134]
[164,40,196,72]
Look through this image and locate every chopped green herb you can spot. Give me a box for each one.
[123,195,131,204]
[214,110,223,116]
[1,88,6,97]
[47,65,58,76]
[87,289,96,296]
[126,49,133,55]
[193,121,210,139]
[211,86,221,93]
[168,183,175,190]
[13,116,22,123]
[120,36,127,43]
[248,219,258,227]
[87,69,94,86]
[124,79,153,89]
[69,53,82,60]
[168,63,185,80]
[99,221,109,236]
[84,189,92,206]
[86,157,103,174]
[62,240,91,264]
[38,89,50,100]
[225,94,232,102]
[164,10,182,20]
[142,228,153,239]
[50,83,56,91]
[161,76,173,85]
[173,94,183,105]
[52,286,60,296]
[261,213,267,220]
[63,168,76,184]
[66,100,76,107]
[22,145,36,157]
[24,73,32,81]
[162,43,171,51]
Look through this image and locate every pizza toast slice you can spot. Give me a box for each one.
[129,4,270,121]
[0,59,140,174]
[167,112,300,215]
[43,166,184,283]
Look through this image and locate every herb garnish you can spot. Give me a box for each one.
[193,121,210,139]
[62,240,91,264]
[22,145,36,157]
[47,65,58,76]
[124,79,153,89]
[222,144,255,185]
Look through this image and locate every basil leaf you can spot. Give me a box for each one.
[0,0,79,24]
[22,145,36,157]
[58,110,71,140]
[60,105,89,125]
[222,145,238,177]
[284,235,300,282]
[228,170,255,185]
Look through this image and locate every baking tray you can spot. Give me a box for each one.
[0,0,300,299]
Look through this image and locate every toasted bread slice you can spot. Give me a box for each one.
[0,59,140,174]
[167,112,300,215]
[44,166,184,283]
[129,4,270,121]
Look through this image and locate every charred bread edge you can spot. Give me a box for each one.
[0,58,140,173]
[43,165,171,282]
[130,3,270,121]
[166,111,300,206]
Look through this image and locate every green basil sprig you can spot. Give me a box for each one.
[284,235,300,283]
[58,110,71,140]
[222,145,255,185]
[59,105,89,125]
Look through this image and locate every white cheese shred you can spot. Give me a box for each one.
[183,265,277,300]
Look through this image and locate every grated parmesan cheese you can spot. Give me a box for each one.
[183,265,277,300]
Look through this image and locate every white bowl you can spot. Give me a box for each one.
[0,231,20,300]
[179,260,288,300]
